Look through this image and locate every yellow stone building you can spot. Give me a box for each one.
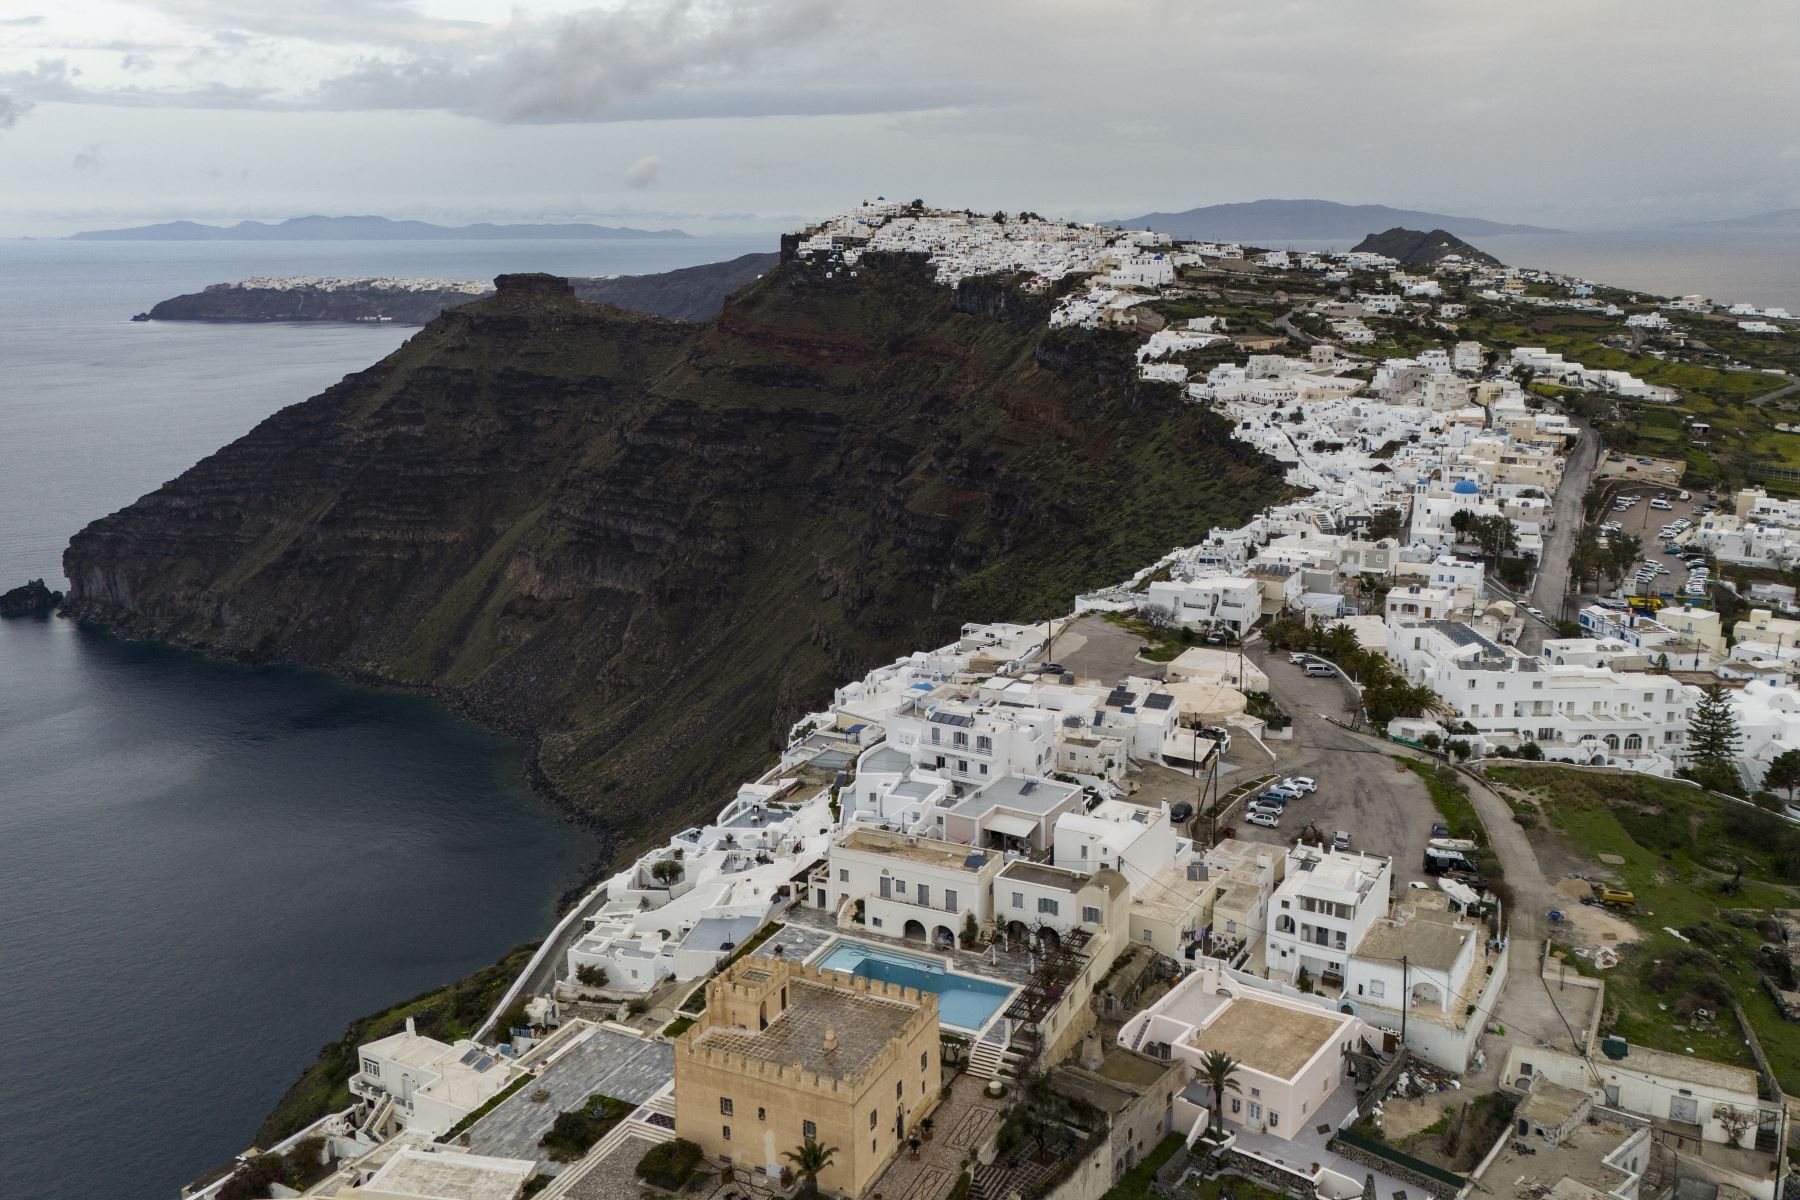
[674,958,941,1197]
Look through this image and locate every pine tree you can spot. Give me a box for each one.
[1687,683,1743,792]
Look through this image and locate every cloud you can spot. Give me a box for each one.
[0,15,45,26]
[72,143,101,171]
[0,91,31,129]
[623,154,661,189]
[120,53,155,72]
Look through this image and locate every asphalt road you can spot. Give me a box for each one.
[1520,417,1600,650]
[1228,648,1437,887]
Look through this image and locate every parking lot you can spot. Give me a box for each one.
[1592,468,1719,601]
[1219,650,1440,887]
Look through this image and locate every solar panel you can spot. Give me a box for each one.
[458,1048,482,1065]
[1144,693,1174,710]
[473,1055,495,1072]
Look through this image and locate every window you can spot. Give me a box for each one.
[1012,892,1024,909]
[1269,1111,1279,1129]
[1231,1098,1241,1114]
[720,1098,734,1116]
[1143,930,1153,943]
[944,889,958,911]
[980,764,989,776]
[758,1107,766,1122]
[921,1052,928,1070]
[872,917,883,928]
[895,879,906,894]
[362,1058,380,1077]
[1250,1087,1260,1099]
[723,1125,732,1141]
[1038,897,1059,916]
[917,884,930,907]
[958,760,969,773]
[931,727,941,744]
[1369,980,1386,999]
[838,869,848,882]
[976,735,992,753]
[804,1120,817,1140]
[1079,843,1088,859]
[954,731,968,748]
[897,1081,903,1098]
[1083,906,1101,924]
[870,1109,878,1130]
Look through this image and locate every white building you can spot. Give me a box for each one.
[823,826,1002,946]
[350,1020,528,1139]
[1265,844,1392,989]
[1143,576,1264,635]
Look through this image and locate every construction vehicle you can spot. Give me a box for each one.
[1591,884,1636,908]
[1626,595,1664,613]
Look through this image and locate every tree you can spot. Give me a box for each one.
[783,1139,840,1199]
[651,858,683,885]
[1450,509,1476,538]
[1767,749,1800,802]
[1197,1050,1243,1135]
[1687,684,1744,793]
[575,963,608,988]
[1365,508,1404,541]
[1569,527,1604,592]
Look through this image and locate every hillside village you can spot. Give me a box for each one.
[196,202,1800,1200]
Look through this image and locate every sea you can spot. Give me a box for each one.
[1280,228,1800,313]
[0,233,766,1200]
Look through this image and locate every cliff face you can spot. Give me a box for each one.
[66,257,1286,843]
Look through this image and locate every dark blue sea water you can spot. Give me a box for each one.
[0,235,765,1199]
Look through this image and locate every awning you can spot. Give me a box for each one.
[985,813,1037,838]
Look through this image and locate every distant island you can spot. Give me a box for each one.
[1352,226,1502,268]
[70,214,692,241]
[136,252,781,326]
[1690,208,1800,232]
[1110,198,1561,242]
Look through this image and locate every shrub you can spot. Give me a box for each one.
[575,963,608,988]
[638,1138,704,1190]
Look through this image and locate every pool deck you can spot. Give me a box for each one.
[779,904,1077,991]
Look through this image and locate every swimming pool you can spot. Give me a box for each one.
[813,938,1016,1031]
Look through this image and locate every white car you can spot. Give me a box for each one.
[1527,606,1546,619]
[1650,499,1673,510]
[1288,652,1312,665]
[1407,881,1433,891]
[1245,810,1280,828]
[1283,776,1318,793]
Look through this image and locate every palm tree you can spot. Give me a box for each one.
[784,1139,839,1199]
[1198,1050,1243,1136]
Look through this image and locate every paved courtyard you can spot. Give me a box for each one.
[467,1025,674,1166]
[867,1073,1006,1200]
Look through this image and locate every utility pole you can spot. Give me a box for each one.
[1400,955,1410,1045]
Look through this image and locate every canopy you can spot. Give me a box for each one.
[984,813,1038,838]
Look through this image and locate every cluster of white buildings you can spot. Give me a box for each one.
[222,275,493,294]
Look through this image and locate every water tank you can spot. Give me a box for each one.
[1601,1035,1630,1060]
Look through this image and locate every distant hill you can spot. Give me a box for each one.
[140,252,780,326]
[1111,199,1560,242]
[70,215,691,241]
[1352,227,1502,268]
[1691,208,1800,231]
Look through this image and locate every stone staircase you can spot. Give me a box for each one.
[968,1021,1011,1080]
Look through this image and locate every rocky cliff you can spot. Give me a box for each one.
[66,257,1287,844]
[142,252,780,326]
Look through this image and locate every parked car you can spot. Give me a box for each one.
[1303,662,1336,677]
[1650,498,1673,510]
[1283,776,1318,794]
[1169,801,1194,823]
[1331,830,1351,850]
[1407,881,1434,891]
[1431,821,1450,838]
[1246,810,1281,828]
[1254,790,1291,807]
[1527,606,1546,620]
[1288,651,1312,665]
[1265,784,1302,802]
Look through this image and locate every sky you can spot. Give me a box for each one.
[1,0,1797,237]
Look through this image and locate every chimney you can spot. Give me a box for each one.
[405,1016,416,1036]
[823,1026,839,1053]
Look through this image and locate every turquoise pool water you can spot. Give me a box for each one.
[815,939,1015,1030]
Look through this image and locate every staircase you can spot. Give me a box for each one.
[968,1021,1009,1080]
[359,1094,393,1140]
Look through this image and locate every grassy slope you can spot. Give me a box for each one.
[1487,765,1800,1087]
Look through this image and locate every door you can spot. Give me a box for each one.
[880,877,892,899]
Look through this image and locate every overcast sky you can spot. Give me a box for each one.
[2,0,1797,237]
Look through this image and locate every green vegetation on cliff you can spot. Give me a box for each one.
[66,257,1288,850]
[255,943,535,1147]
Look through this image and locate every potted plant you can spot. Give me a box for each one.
[908,1136,922,1161]
[920,1117,935,1142]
